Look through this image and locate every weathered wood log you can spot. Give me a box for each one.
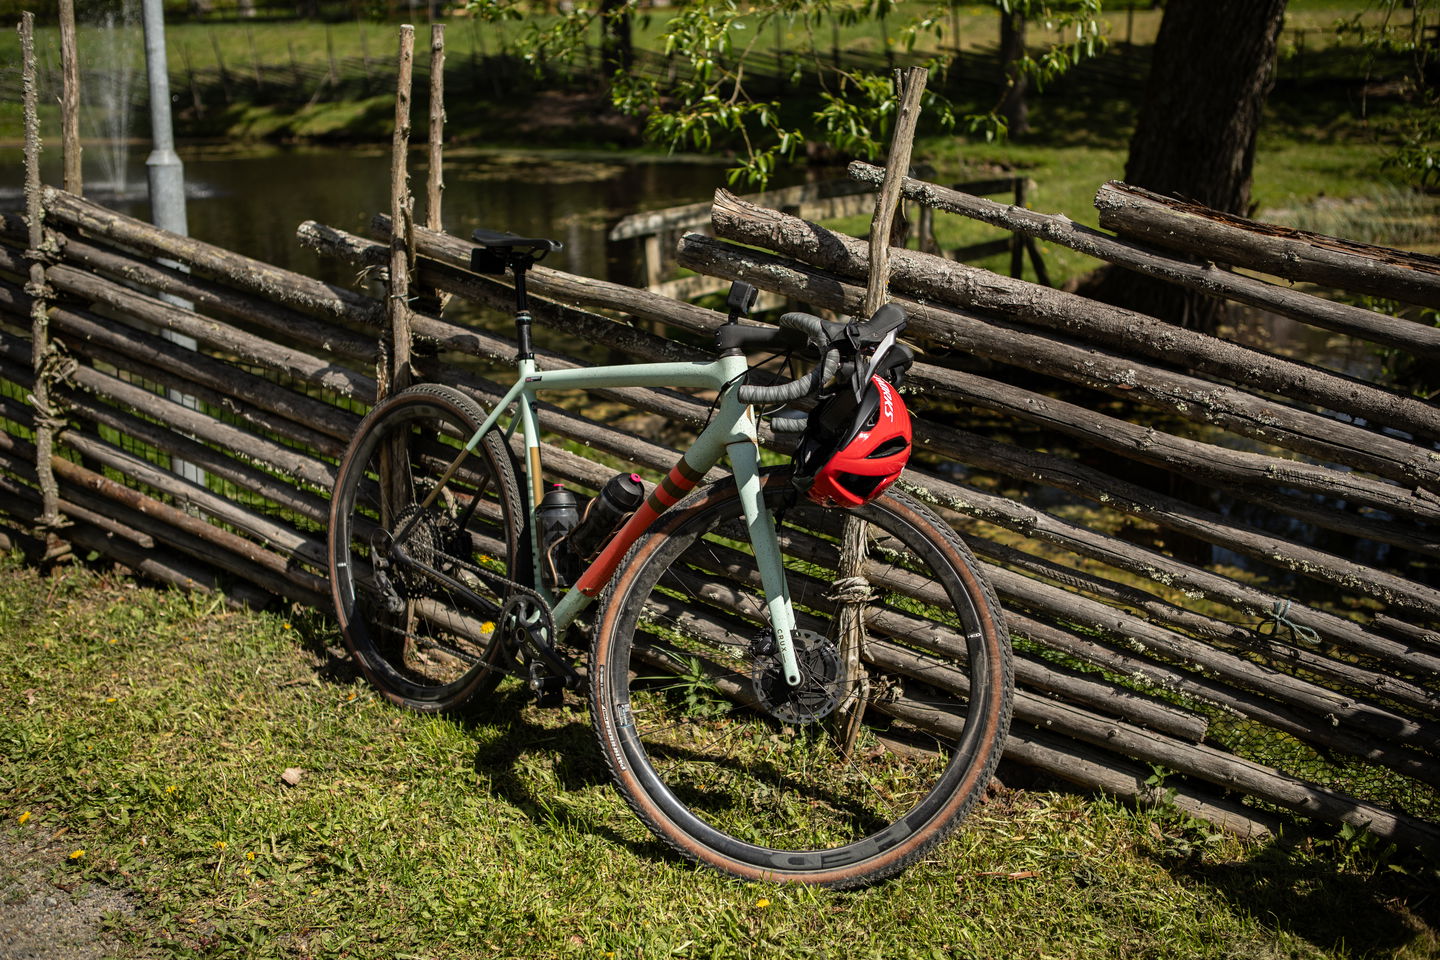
[61,431,327,570]
[864,66,927,316]
[0,427,327,607]
[50,229,378,364]
[0,334,340,493]
[905,406,1440,620]
[987,561,1440,747]
[675,234,1440,524]
[847,162,1440,358]
[36,261,375,400]
[58,0,81,194]
[41,187,384,326]
[1374,615,1440,654]
[682,513,1440,761]
[367,214,730,337]
[1001,723,1282,839]
[426,24,445,233]
[384,23,417,397]
[909,694,1440,854]
[996,560,1440,727]
[0,322,354,495]
[0,440,152,548]
[0,468,232,595]
[53,393,332,527]
[971,536,1440,720]
[1003,609,1440,794]
[19,15,62,541]
[922,414,1439,565]
[1095,180,1440,310]
[37,295,360,447]
[708,190,1440,448]
[898,466,1440,680]
[297,220,709,366]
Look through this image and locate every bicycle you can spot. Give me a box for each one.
[327,227,1014,888]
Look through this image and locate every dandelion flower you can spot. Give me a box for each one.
[69,849,85,860]
[246,851,256,861]
[283,623,292,631]
[755,898,771,909]
[165,785,177,794]
[214,841,227,850]
[481,621,496,633]
[105,697,117,703]
[18,811,30,824]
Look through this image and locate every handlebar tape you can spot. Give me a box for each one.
[734,312,840,404]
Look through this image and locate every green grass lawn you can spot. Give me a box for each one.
[2,554,1437,958]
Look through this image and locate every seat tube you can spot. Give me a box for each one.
[727,437,802,688]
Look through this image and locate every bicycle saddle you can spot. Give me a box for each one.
[471,228,562,254]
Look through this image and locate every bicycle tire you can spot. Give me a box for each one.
[589,471,1013,888]
[329,383,523,713]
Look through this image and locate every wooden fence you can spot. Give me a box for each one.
[610,172,1047,302]
[4,18,1439,857]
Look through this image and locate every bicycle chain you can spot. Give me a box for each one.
[413,539,581,686]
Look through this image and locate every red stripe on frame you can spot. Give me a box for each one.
[573,461,700,597]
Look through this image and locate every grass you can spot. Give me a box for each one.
[2,553,1438,958]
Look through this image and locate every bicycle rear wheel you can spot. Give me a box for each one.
[328,384,523,713]
[590,472,1012,888]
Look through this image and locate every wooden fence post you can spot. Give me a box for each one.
[384,24,416,400]
[863,67,927,317]
[19,13,67,559]
[428,23,446,232]
[58,0,82,195]
[835,65,928,752]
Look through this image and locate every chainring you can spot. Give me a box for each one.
[751,628,845,725]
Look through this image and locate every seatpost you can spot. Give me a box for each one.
[512,255,534,361]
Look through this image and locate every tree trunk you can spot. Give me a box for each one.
[599,0,634,77]
[997,9,1029,136]
[1093,0,1288,332]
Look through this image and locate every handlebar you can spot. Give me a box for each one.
[728,304,910,407]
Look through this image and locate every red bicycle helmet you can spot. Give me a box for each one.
[792,375,912,509]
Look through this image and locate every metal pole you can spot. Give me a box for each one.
[141,0,204,487]
[142,0,187,239]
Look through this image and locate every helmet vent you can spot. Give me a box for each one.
[869,437,909,458]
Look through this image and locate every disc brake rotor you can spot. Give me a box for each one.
[751,628,845,725]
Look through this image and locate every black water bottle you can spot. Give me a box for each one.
[536,484,582,586]
[565,473,645,562]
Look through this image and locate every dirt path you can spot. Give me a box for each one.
[0,829,136,960]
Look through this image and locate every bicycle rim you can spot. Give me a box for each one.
[329,385,522,712]
[591,472,1012,887]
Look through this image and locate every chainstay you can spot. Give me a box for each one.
[405,540,581,682]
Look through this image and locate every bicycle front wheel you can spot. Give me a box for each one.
[590,472,1012,888]
[328,383,523,713]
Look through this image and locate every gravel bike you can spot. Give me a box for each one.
[327,228,1013,888]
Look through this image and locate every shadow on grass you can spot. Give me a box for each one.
[1157,837,1440,957]
[459,688,677,864]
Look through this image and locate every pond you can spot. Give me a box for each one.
[0,142,741,288]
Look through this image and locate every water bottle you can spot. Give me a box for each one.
[536,484,582,586]
[564,473,645,562]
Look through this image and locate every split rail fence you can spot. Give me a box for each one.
[4,19,1440,858]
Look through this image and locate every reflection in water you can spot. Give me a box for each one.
[0,143,734,290]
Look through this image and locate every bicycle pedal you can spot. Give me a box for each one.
[527,662,565,708]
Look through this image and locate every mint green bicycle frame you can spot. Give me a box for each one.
[445,352,805,687]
